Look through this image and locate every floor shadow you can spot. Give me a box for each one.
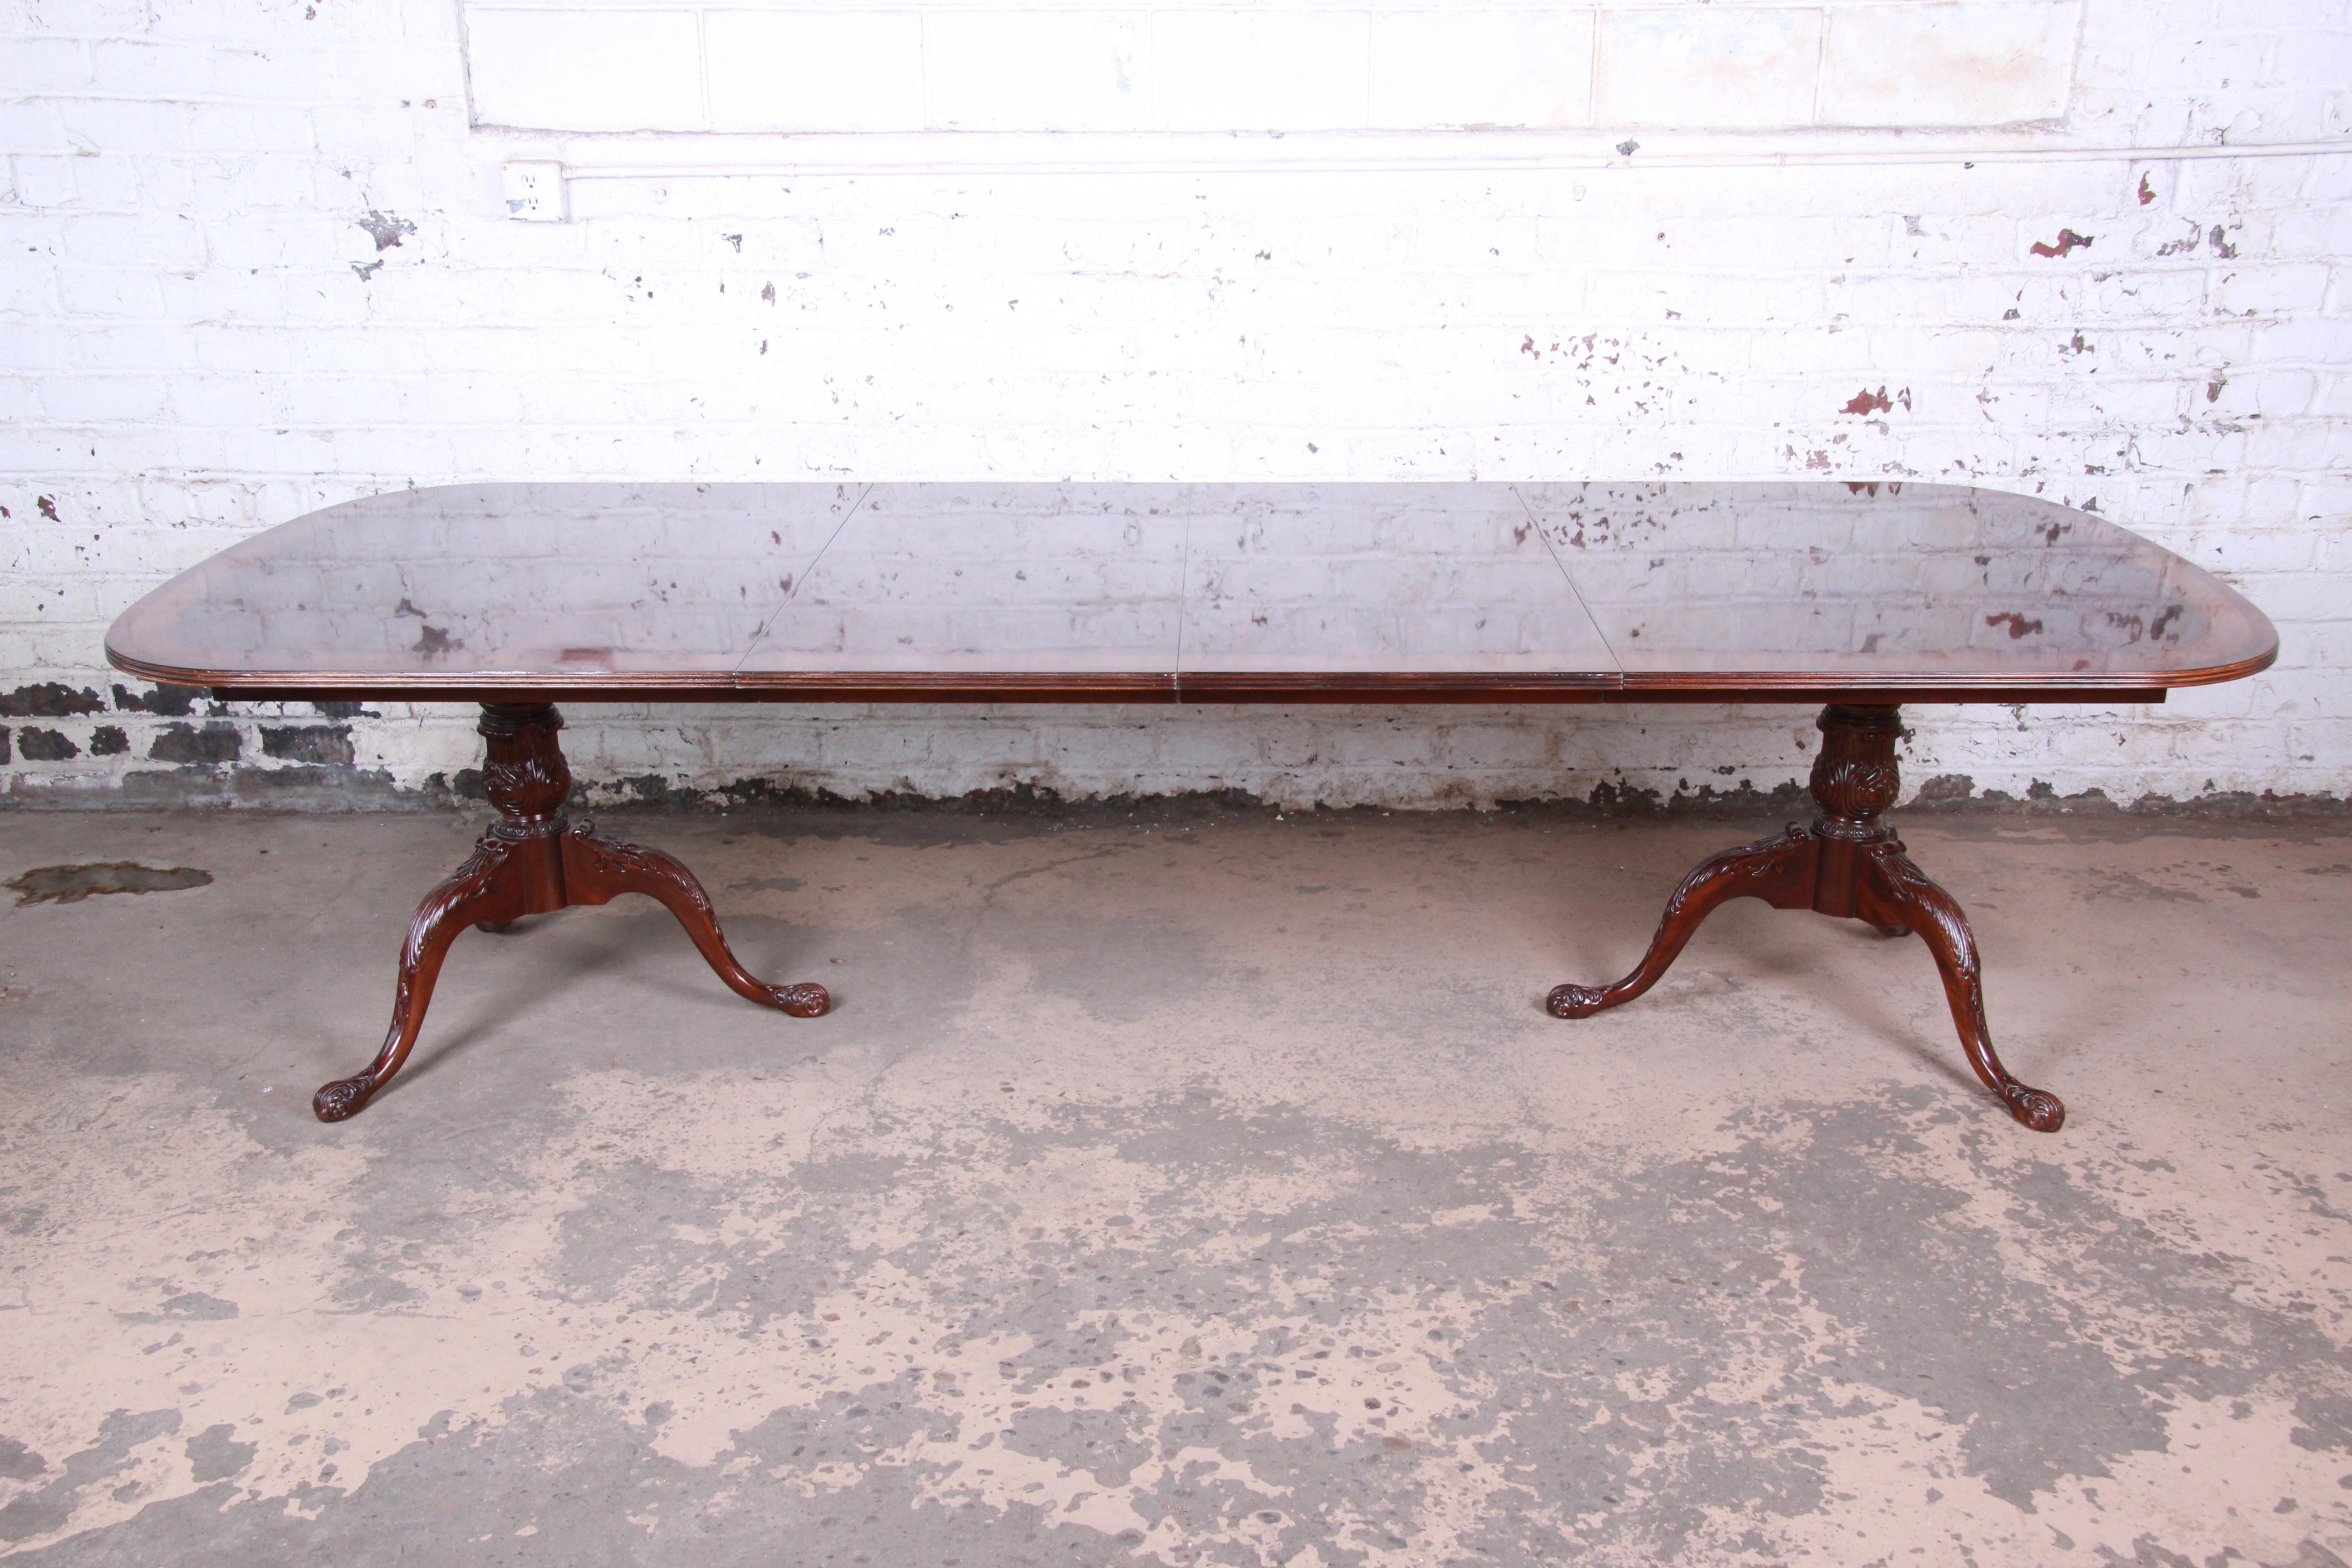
[388,900,833,1092]
[1543,895,1991,1098]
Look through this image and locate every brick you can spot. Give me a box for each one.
[59,211,205,270]
[1593,7,1821,130]
[2239,419,2348,474]
[922,11,1147,134]
[2215,263,2335,316]
[52,266,164,317]
[48,95,188,155]
[2313,377,2352,420]
[35,375,174,424]
[2265,199,2352,262]
[88,38,217,96]
[2179,525,2319,576]
[1367,10,1593,131]
[2078,270,2214,323]
[1148,11,1371,133]
[7,154,83,209]
[188,156,330,213]
[705,11,925,135]
[464,7,701,132]
[207,43,339,103]
[5,36,89,93]
[1819,1,2080,128]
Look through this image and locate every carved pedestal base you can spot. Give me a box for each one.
[313,703,828,1122]
[1548,703,2064,1132]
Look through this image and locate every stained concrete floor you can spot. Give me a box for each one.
[1,803,2349,1567]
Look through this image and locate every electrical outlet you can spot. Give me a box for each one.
[502,162,565,222]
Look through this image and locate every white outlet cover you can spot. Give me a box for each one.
[502,162,566,222]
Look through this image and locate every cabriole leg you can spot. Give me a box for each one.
[561,823,830,1017]
[1547,828,1816,1018]
[313,840,522,1121]
[1860,845,2064,1132]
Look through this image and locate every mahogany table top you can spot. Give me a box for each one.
[105,481,2277,705]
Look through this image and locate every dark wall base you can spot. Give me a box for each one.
[4,762,2347,823]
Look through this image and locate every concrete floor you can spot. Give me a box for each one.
[1,804,2349,1567]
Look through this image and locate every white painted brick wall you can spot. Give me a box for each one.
[465,1,2085,135]
[0,0,2346,812]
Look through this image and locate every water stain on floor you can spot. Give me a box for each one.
[6,864,212,907]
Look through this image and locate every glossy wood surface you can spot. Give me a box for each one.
[106,482,2277,704]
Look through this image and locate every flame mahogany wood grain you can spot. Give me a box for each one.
[106,484,2280,706]
[311,702,828,1122]
[1547,702,2065,1133]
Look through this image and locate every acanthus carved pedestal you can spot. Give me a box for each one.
[1547,702,2065,1132]
[312,702,829,1122]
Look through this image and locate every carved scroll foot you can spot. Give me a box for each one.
[1548,827,1817,1019]
[2001,1084,2068,1133]
[1544,982,1610,1019]
[561,823,832,1018]
[312,1075,377,1122]
[315,838,521,1122]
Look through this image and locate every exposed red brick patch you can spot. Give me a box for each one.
[2030,228,2095,258]
[1841,386,1912,416]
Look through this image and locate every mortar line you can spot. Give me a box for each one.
[559,138,2352,182]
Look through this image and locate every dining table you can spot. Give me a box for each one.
[104,481,2278,1131]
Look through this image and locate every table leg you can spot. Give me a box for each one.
[559,825,831,1016]
[312,701,829,1122]
[1546,702,2064,1132]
